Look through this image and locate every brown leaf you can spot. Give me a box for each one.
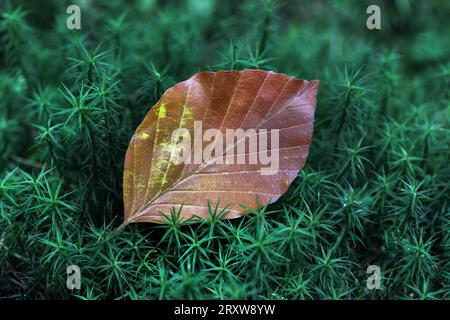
[123,70,319,224]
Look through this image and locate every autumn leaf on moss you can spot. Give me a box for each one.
[123,69,319,224]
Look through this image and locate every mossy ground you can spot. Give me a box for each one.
[0,0,449,299]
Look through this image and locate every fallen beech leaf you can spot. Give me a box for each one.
[123,70,319,224]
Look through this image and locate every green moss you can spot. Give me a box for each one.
[0,0,449,300]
